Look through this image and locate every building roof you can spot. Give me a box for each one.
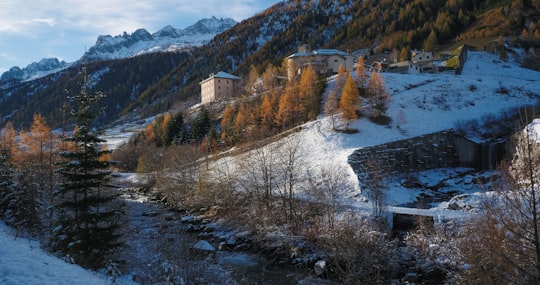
[288,49,351,59]
[199,71,242,84]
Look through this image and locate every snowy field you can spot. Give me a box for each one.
[1,51,539,283]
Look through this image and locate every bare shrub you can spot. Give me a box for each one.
[318,214,398,284]
[458,116,540,284]
[154,145,202,209]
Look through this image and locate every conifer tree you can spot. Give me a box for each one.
[261,64,280,92]
[163,111,185,146]
[260,90,280,130]
[52,69,122,270]
[355,57,368,90]
[334,64,347,96]
[190,106,210,142]
[366,71,391,119]
[233,104,249,142]
[0,123,18,226]
[276,82,300,128]
[220,104,236,145]
[324,90,339,130]
[298,64,321,121]
[338,72,360,131]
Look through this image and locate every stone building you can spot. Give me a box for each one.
[199,71,242,104]
[408,50,436,74]
[287,44,354,80]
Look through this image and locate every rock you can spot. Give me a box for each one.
[314,260,326,276]
[193,240,215,252]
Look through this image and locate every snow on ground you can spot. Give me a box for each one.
[529,118,540,141]
[0,221,135,285]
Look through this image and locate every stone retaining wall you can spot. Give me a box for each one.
[347,129,505,184]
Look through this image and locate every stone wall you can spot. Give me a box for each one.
[348,130,458,182]
[347,129,505,184]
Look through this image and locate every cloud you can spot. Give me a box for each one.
[1,0,277,36]
[32,18,56,27]
[0,0,280,72]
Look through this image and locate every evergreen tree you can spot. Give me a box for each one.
[163,111,185,146]
[0,125,17,226]
[52,69,123,270]
[190,106,210,142]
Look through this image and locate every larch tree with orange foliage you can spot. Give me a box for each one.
[14,114,58,232]
[260,89,280,130]
[261,64,280,93]
[298,64,321,122]
[233,104,250,142]
[334,64,347,97]
[356,56,368,90]
[220,104,237,145]
[276,80,300,128]
[338,72,360,131]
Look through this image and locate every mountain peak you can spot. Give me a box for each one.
[186,17,237,34]
[1,58,69,82]
[80,17,237,63]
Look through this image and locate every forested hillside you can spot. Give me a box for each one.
[0,52,189,129]
[0,0,538,129]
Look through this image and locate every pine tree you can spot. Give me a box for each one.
[163,111,185,146]
[190,106,210,142]
[52,69,123,270]
[339,72,361,131]
[0,123,18,226]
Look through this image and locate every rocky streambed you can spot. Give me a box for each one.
[117,189,327,285]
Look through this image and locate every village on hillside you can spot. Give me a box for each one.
[199,44,473,105]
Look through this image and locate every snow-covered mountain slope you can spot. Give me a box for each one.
[197,51,540,214]
[0,58,70,82]
[80,17,237,62]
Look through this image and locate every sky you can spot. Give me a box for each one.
[0,0,281,74]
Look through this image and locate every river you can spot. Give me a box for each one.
[117,190,327,284]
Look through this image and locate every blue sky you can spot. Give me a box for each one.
[0,0,281,74]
